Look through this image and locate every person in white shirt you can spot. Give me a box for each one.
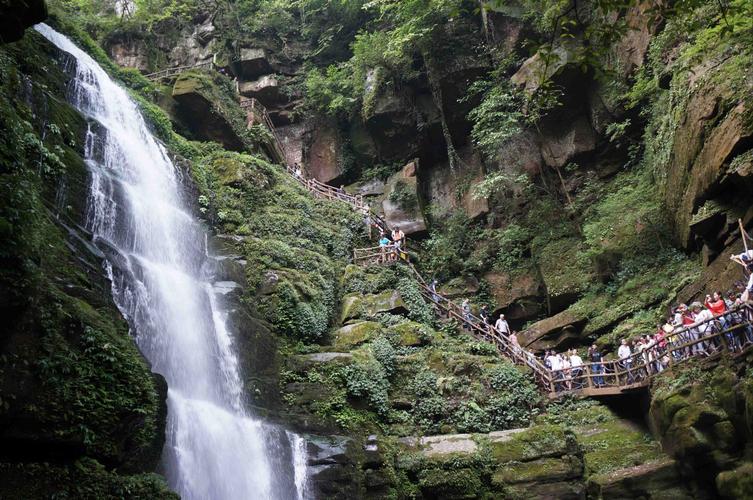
[494,314,510,336]
[560,354,572,390]
[569,349,583,388]
[549,353,563,391]
[618,339,634,384]
[691,302,713,356]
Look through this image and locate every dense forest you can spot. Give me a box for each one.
[1,0,753,498]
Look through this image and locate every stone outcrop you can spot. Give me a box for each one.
[381,161,427,236]
[422,146,489,219]
[172,73,245,151]
[484,269,544,321]
[540,115,598,167]
[520,309,589,352]
[238,74,283,103]
[305,120,343,184]
[511,42,577,94]
[232,47,273,79]
[106,35,150,72]
[662,58,753,248]
[340,290,408,324]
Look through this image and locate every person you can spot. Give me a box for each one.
[549,352,563,392]
[391,226,405,249]
[461,299,472,330]
[618,339,633,384]
[706,291,736,350]
[691,301,714,356]
[430,278,440,303]
[293,163,302,179]
[569,349,584,388]
[544,351,554,370]
[560,354,572,390]
[494,314,510,337]
[730,250,753,302]
[378,233,391,263]
[479,305,490,326]
[588,345,604,387]
[509,331,520,354]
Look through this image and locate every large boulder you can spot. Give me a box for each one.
[519,308,589,352]
[231,47,273,79]
[172,74,245,151]
[484,269,544,321]
[381,161,427,236]
[332,321,382,349]
[421,146,489,219]
[539,115,597,168]
[238,74,284,103]
[305,121,344,184]
[398,434,478,458]
[511,42,577,94]
[340,290,408,323]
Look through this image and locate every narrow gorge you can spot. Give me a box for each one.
[1,0,753,499]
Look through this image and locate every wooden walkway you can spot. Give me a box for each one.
[145,61,214,82]
[238,77,753,400]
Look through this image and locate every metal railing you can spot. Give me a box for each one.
[145,61,214,82]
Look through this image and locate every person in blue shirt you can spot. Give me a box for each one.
[378,233,391,263]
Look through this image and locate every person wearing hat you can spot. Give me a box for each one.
[731,249,753,301]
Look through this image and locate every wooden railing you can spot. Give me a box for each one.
[547,307,753,397]
[145,61,214,82]
[239,97,287,163]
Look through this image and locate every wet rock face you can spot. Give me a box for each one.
[648,364,753,495]
[0,0,47,44]
[305,121,344,184]
[172,74,245,151]
[106,35,150,72]
[662,59,753,249]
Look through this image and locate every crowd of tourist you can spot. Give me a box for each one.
[542,281,753,392]
[426,254,753,394]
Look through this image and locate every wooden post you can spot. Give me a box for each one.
[740,218,749,253]
[586,363,593,389]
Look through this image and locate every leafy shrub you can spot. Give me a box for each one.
[340,360,390,416]
[388,179,418,211]
[453,401,491,433]
[484,364,541,429]
[371,336,397,378]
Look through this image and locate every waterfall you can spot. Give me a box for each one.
[35,24,308,500]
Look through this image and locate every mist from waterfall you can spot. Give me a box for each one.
[35,23,308,500]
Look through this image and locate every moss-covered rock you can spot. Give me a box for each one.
[339,290,407,324]
[716,462,753,499]
[333,321,383,349]
[489,424,575,463]
[389,321,433,347]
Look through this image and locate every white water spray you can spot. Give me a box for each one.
[36,24,308,500]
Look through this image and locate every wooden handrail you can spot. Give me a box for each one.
[145,60,214,81]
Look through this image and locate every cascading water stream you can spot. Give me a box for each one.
[35,24,308,500]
